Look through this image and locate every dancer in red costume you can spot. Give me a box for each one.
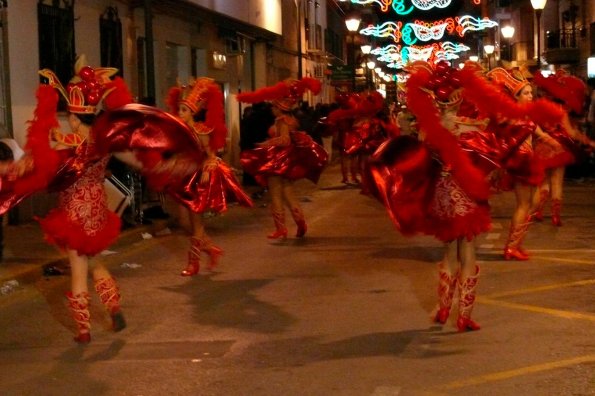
[159,78,253,276]
[530,70,595,226]
[486,68,561,260]
[370,61,492,331]
[237,78,328,239]
[0,56,132,343]
[330,92,361,185]
[87,79,253,277]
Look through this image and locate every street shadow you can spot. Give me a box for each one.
[161,277,296,334]
[233,327,465,368]
[476,251,507,262]
[319,184,359,191]
[4,340,125,394]
[370,246,444,263]
[270,235,381,249]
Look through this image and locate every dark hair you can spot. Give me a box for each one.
[71,112,97,126]
[193,108,207,122]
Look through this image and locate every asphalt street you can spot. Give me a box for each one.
[0,162,594,396]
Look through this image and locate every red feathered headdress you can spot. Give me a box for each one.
[486,67,529,97]
[237,77,322,111]
[39,54,118,115]
[165,78,227,151]
[533,70,586,114]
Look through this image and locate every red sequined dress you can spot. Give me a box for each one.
[370,114,492,242]
[38,142,120,256]
[492,119,544,189]
[533,124,576,170]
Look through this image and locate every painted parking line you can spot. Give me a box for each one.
[484,279,595,298]
[438,354,595,391]
[478,297,595,322]
[530,255,595,265]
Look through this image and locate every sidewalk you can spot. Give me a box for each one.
[0,219,159,286]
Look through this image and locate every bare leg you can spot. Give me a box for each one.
[458,238,476,280]
[550,167,565,226]
[504,183,533,260]
[442,240,459,275]
[530,172,550,220]
[350,154,360,183]
[267,176,287,239]
[512,183,533,228]
[340,153,349,183]
[550,167,564,201]
[283,179,307,237]
[68,249,89,295]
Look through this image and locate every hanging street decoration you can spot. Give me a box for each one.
[360,16,497,45]
[350,0,481,15]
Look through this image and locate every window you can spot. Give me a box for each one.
[38,0,75,88]
[100,6,123,75]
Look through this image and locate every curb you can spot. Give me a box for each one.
[0,221,161,286]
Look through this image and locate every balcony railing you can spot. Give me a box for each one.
[546,29,578,49]
[544,29,580,64]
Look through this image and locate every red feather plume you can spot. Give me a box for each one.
[165,86,182,115]
[204,83,227,151]
[103,77,134,110]
[13,85,62,195]
[406,70,490,201]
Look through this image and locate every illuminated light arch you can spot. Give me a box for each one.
[348,0,481,14]
[360,16,497,43]
[456,15,499,36]
[391,0,414,15]
[410,0,452,10]
[360,21,403,43]
[350,0,392,12]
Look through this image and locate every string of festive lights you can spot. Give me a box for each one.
[360,16,497,44]
[349,0,480,15]
[370,42,471,69]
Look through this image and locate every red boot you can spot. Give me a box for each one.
[531,189,549,222]
[456,266,481,332]
[181,237,201,276]
[66,291,91,344]
[551,199,562,227]
[291,207,307,238]
[433,262,458,324]
[199,237,223,270]
[94,276,126,332]
[503,222,530,261]
[267,210,288,240]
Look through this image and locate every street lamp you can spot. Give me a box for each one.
[531,0,547,69]
[345,13,361,91]
[484,44,495,69]
[364,60,375,90]
[501,25,515,62]
[360,44,371,55]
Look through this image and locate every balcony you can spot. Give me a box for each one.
[544,29,580,64]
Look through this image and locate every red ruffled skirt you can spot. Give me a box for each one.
[38,208,121,257]
[241,132,328,186]
[370,136,491,242]
[167,160,253,214]
[426,172,491,242]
